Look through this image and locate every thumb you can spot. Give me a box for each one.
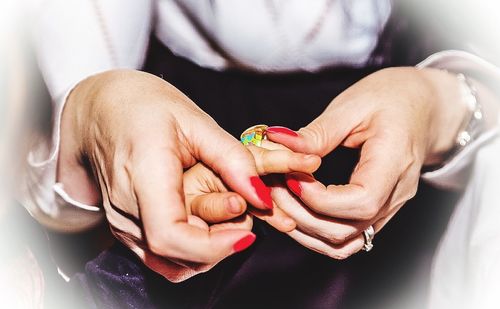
[266,111,358,157]
[191,192,247,224]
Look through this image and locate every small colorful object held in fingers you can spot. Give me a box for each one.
[240,124,268,146]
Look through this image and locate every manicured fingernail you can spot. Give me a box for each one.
[233,234,256,252]
[267,126,298,137]
[250,176,273,209]
[286,177,302,197]
[228,196,243,214]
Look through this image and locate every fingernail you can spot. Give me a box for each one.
[286,177,302,197]
[233,234,256,253]
[267,126,298,137]
[228,196,242,214]
[250,176,273,209]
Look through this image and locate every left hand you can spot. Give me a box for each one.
[266,67,469,258]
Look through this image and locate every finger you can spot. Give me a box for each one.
[134,147,256,264]
[209,214,253,233]
[189,122,273,210]
[251,206,297,233]
[266,106,361,157]
[287,229,365,260]
[259,139,306,152]
[270,182,368,244]
[191,192,247,224]
[250,174,297,233]
[285,138,401,220]
[146,220,256,264]
[247,145,321,175]
[260,139,290,150]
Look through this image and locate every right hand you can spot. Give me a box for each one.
[57,69,277,282]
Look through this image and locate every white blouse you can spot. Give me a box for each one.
[34,0,392,100]
[28,0,393,228]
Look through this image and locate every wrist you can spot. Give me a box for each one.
[419,69,470,166]
[57,74,108,205]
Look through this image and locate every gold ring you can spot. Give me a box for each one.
[240,124,268,147]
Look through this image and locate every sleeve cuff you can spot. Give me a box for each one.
[417,50,500,189]
[20,79,102,232]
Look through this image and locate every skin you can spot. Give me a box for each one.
[58,66,498,275]
[57,69,321,280]
[177,146,320,280]
[266,67,499,258]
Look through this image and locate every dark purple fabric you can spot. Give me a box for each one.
[72,244,154,309]
[72,222,353,309]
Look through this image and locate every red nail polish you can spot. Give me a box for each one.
[286,177,302,197]
[267,126,298,137]
[233,234,256,253]
[250,176,273,209]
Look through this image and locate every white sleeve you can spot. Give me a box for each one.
[34,0,154,100]
[417,50,500,190]
[20,0,154,231]
[429,135,500,309]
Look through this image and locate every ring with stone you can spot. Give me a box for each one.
[362,225,375,252]
[240,124,269,147]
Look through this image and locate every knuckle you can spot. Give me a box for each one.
[259,150,273,173]
[201,201,216,219]
[327,249,352,260]
[146,235,171,257]
[358,196,381,220]
[406,185,418,201]
[313,224,356,245]
[408,176,420,199]
[228,142,252,163]
[395,178,419,206]
[299,125,327,154]
[315,229,337,243]
[331,231,354,245]
[284,152,295,169]
[361,206,379,221]
[216,142,251,175]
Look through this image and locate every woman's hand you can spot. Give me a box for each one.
[57,69,276,281]
[156,141,321,279]
[186,141,321,233]
[139,163,254,282]
[266,67,470,258]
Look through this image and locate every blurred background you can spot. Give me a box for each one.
[1,0,500,308]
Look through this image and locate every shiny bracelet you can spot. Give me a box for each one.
[454,73,485,150]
